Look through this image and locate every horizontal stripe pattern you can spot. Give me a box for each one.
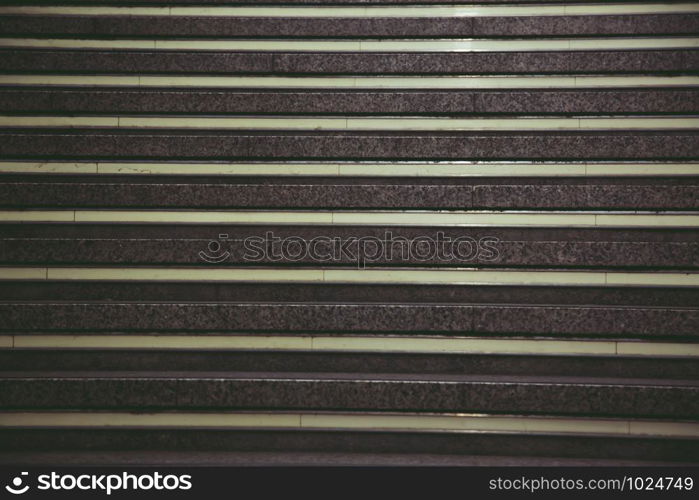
[1,1,697,465]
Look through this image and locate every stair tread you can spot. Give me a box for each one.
[0,451,691,467]
[3,371,697,386]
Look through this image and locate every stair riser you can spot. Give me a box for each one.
[1,428,697,462]
[2,15,697,37]
[1,350,696,379]
[1,378,697,417]
[1,238,696,268]
[1,303,697,337]
[3,89,697,114]
[1,50,696,74]
[2,132,698,160]
[3,282,697,306]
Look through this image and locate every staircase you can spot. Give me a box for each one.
[0,0,697,466]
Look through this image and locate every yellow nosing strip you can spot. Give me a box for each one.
[1,116,697,131]
[0,267,697,287]
[3,161,698,177]
[0,336,12,348]
[9,335,699,357]
[0,412,696,438]
[1,38,697,52]
[2,75,698,89]
[0,268,46,280]
[2,211,698,228]
[2,3,698,17]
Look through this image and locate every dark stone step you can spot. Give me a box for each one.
[2,130,697,160]
[1,451,691,467]
[1,50,695,75]
[0,373,697,417]
[1,15,695,37]
[1,303,696,338]
[1,178,696,209]
[1,428,696,464]
[6,224,697,241]
[2,88,697,114]
[1,225,697,268]
[2,282,696,307]
[2,349,696,380]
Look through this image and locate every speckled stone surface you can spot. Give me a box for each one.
[0,303,696,337]
[0,374,697,417]
[471,14,699,36]
[0,50,696,74]
[0,226,697,267]
[2,350,697,380]
[1,131,697,160]
[2,451,695,467]
[0,429,697,463]
[0,177,696,209]
[0,182,475,209]
[2,282,698,307]
[2,89,697,114]
[271,51,698,75]
[1,15,696,37]
[9,224,697,242]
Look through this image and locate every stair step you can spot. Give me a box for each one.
[1,281,696,305]
[1,49,696,74]
[1,428,697,463]
[4,89,698,114]
[2,130,697,159]
[2,14,697,37]
[1,302,697,338]
[1,372,697,417]
[2,225,696,268]
[0,177,697,209]
[2,451,691,467]
[2,350,697,379]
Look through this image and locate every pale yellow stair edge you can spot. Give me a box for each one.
[2,211,699,228]
[0,37,698,52]
[2,75,699,89]
[2,161,699,177]
[0,266,699,287]
[0,267,698,287]
[2,3,699,17]
[0,411,697,438]
[5,334,699,357]
[2,115,699,131]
